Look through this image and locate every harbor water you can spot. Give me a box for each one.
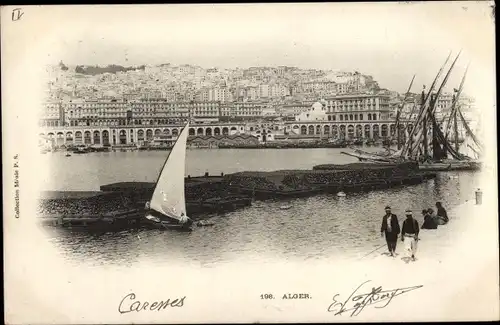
[40,148,481,267]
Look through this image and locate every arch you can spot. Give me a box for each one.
[119,130,127,145]
[189,128,196,136]
[306,125,313,135]
[368,113,372,121]
[328,115,332,121]
[364,124,371,138]
[214,127,221,136]
[349,114,353,121]
[356,125,363,138]
[74,131,82,144]
[222,127,229,135]
[332,125,339,138]
[137,129,145,141]
[314,125,320,135]
[205,128,212,136]
[381,124,388,137]
[164,128,170,135]
[84,131,92,144]
[372,124,380,138]
[373,113,377,121]
[172,128,179,136]
[340,125,346,138]
[230,126,237,131]
[340,115,344,121]
[250,127,254,131]
[300,125,307,135]
[380,124,389,138]
[102,130,110,145]
[197,127,204,135]
[347,125,355,139]
[292,125,299,129]
[47,132,54,138]
[154,129,162,136]
[56,132,65,146]
[146,129,153,140]
[324,125,330,134]
[390,124,396,136]
[66,131,74,145]
[93,130,101,144]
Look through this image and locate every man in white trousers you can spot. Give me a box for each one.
[401,209,420,261]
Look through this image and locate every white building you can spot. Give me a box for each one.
[295,102,328,122]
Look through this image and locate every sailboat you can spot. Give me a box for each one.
[342,52,481,172]
[143,122,194,231]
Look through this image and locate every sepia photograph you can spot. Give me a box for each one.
[3,2,498,323]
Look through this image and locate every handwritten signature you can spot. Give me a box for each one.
[327,280,423,317]
[118,293,186,314]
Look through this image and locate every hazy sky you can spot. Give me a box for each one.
[28,2,495,95]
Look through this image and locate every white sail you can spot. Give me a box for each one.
[150,123,190,221]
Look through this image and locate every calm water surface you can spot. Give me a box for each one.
[41,148,480,267]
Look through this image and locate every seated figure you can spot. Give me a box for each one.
[421,209,438,229]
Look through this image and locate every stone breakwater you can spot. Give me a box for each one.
[37,163,435,230]
[37,177,253,227]
[37,191,134,217]
[226,162,434,198]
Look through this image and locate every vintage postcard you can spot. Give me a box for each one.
[2,2,498,323]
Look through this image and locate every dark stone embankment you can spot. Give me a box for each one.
[38,164,436,230]
[225,161,434,199]
[38,176,253,230]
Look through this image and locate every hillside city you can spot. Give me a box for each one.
[39,61,476,148]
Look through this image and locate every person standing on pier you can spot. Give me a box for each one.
[380,206,400,257]
[401,209,420,261]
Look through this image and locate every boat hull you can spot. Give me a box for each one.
[141,216,193,232]
[419,160,482,171]
[418,163,452,171]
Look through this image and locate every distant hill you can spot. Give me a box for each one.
[75,64,146,75]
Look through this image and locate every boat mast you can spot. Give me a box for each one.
[396,112,401,150]
[458,106,482,150]
[443,65,468,142]
[430,93,446,160]
[453,94,459,153]
[408,51,461,159]
[395,75,415,150]
[407,89,425,159]
[422,96,429,160]
[401,52,451,159]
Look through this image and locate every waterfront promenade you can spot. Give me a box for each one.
[357,195,498,321]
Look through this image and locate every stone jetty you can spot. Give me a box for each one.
[38,163,435,231]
